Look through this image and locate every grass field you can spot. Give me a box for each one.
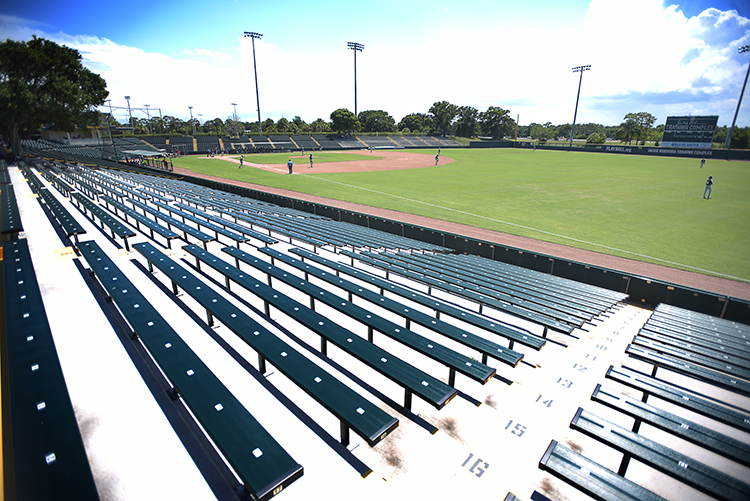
[173,149,750,282]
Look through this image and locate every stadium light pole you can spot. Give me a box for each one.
[231,103,238,137]
[244,31,263,135]
[144,104,152,134]
[348,42,364,117]
[726,45,750,150]
[569,65,591,148]
[124,95,133,129]
[188,106,194,134]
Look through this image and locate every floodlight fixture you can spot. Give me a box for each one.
[188,106,194,134]
[244,31,264,134]
[569,65,591,148]
[726,45,750,150]
[231,103,238,122]
[348,42,365,117]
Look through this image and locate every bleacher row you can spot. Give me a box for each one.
[23,134,460,163]
[3,157,749,501]
[541,304,750,501]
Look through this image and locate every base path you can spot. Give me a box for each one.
[174,151,750,302]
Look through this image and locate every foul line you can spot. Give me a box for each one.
[299,174,750,283]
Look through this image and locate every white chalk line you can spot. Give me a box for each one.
[299,174,750,283]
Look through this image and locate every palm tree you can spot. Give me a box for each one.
[617,118,641,145]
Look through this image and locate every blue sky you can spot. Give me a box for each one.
[1,0,749,128]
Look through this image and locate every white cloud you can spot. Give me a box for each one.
[1,3,749,127]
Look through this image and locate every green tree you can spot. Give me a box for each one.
[586,132,605,144]
[428,101,458,136]
[292,116,306,132]
[261,118,276,134]
[479,106,514,139]
[616,118,641,145]
[398,113,426,133]
[330,108,360,134]
[203,118,226,136]
[358,110,396,133]
[624,112,656,131]
[529,122,557,141]
[276,117,291,133]
[309,118,330,133]
[454,106,479,138]
[0,36,108,155]
[623,112,656,144]
[730,126,750,149]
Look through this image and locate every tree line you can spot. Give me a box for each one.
[3,37,749,155]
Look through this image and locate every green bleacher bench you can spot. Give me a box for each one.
[3,239,100,500]
[386,251,594,323]
[223,245,493,390]
[399,251,608,316]
[645,316,750,348]
[633,333,750,373]
[78,240,302,499]
[625,344,750,397]
[570,407,750,501]
[365,250,586,327]
[146,198,249,247]
[174,202,277,244]
[591,384,750,467]
[538,440,666,501]
[605,365,750,433]
[224,208,328,249]
[638,327,750,364]
[37,187,87,242]
[127,198,215,249]
[2,184,23,236]
[261,247,523,369]
[100,195,179,248]
[290,247,545,351]
[71,193,136,250]
[341,250,573,336]
[653,304,749,336]
[183,244,460,413]
[454,251,627,307]
[133,241,400,446]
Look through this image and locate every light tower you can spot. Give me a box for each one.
[124,95,133,129]
[244,31,263,135]
[726,45,750,150]
[144,104,152,134]
[230,103,238,137]
[569,65,591,148]
[347,42,364,117]
[188,106,194,134]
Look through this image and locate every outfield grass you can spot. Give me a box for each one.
[173,149,750,282]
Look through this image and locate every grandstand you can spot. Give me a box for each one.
[3,152,749,501]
